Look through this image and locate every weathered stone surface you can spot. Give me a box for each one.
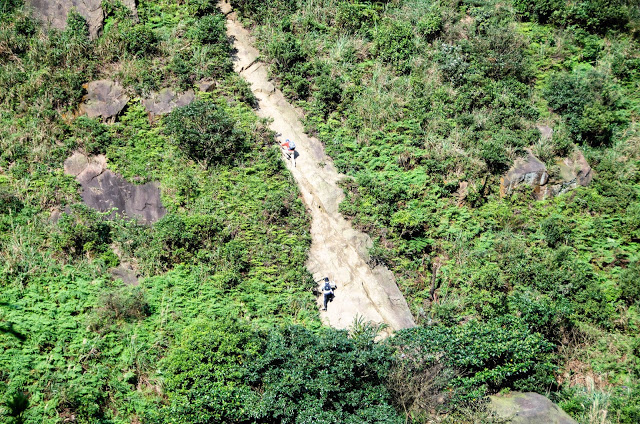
[500,148,593,200]
[25,0,103,38]
[110,264,139,285]
[455,181,468,206]
[489,392,577,424]
[64,152,166,224]
[142,88,195,117]
[557,150,593,187]
[63,151,88,177]
[500,152,548,198]
[24,0,137,39]
[198,79,216,92]
[537,124,553,141]
[78,80,129,120]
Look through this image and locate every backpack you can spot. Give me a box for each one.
[323,282,331,292]
[288,140,296,149]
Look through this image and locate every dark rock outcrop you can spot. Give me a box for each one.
[142,88,195,118]
[64,152,166,224]
[78,80,130,120]
[500,149,593,200]
[489,392,577,424]
[24,0,137,39]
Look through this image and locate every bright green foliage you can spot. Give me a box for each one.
[161,321,402,423]
[121,24,158,57]
[164,100,248,168]
[373,19,416,73]
[0,1,315,422]
[393,316,556,402]
[237,0,640,421]
[514,0,632,33]
[545,70,625,146]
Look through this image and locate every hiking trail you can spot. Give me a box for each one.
[221,2,415,335]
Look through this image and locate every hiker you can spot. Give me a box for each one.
[320,277,337,311]
[281,138,296,167]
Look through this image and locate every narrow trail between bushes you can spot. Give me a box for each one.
[221,2,415,335]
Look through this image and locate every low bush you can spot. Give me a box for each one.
[392,316,557,403]
[164,100,248,168]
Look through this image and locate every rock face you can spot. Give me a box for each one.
[142,88,195,118]
[500,150,593,200]
[489,392,577,424]
[500,152,548,198]
[64,152,166,224]
[78,80,130,120]
[24,0,137,39]
[198,79,216,93]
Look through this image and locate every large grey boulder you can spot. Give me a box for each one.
[142,88,195,118]
[63,152,166,224]
[489,392,577,424]
[78,80,129,120]
[500,151,549,198]
[24,0,137,39]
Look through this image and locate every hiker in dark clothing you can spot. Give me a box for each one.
[320,277,337,311]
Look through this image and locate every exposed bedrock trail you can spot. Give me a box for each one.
[221,2,415,334]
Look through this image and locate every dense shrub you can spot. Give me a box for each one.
[373,19,416,73]
[267,32,307,72]
[161,321,402,423]
[545,70,623,146]
[188,14,227,45]
[71,116,114,155]
[121,24,157,57]
[52,207,112,258]
[392,316,557,402]
[164,100,248,168]
[514,0,564,24]
[514,0,631,33]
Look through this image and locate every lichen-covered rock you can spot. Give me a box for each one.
[500,148,593,200]
[489,392,577,424]
[78,80,129,120]
[500,151,548,198]
[557,150,593,187]
[24,0,137,39]
[63,152,166,224]
[142,88,195,117]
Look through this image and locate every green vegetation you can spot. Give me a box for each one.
[233,0,640,422]
[1,0,639,422]
[0,0,316,421]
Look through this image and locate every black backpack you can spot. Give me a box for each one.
[324,282,331,291]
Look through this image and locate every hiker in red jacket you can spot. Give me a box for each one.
[281,138,296,167]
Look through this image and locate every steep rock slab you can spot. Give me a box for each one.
[64,152,166,224]
[489,392,577,424]
[223,1,415,335]
[78,80,129,120]
[24,0,137,39]
[142,88,195,118]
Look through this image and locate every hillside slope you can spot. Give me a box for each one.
[222,0,415,334]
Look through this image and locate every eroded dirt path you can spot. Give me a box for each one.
[221,2,415,334]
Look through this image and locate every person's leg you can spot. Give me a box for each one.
[290,149,296,167]
[323,294,328,310]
